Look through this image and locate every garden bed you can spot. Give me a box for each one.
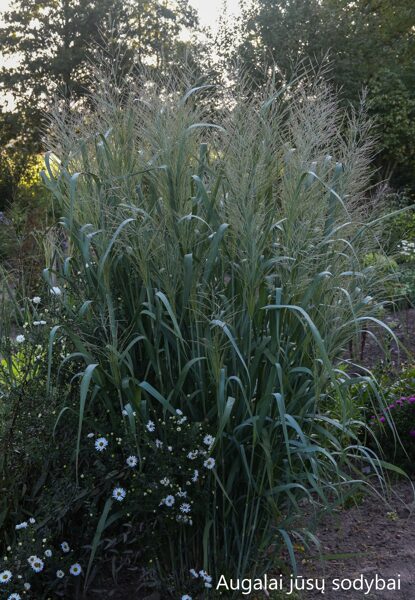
[300,480,415,599]
[355,307,415,370]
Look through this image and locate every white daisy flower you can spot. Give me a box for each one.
[86,432,94,438]
[175,409,187,424]
[32,296,41,304]
[180,503,191,513]
[126,455,138,468]
[192,469,199,482]
[33,320,47,326]
[56,570,65,579]
[187,450,198,460]
[31,558,44,573]
[160,477,170,486]
[15,521,28,530]
[0,570,12,584]
[155,439,163,448]
[45,549,52,557]
[95,437,108,451]
[112,487,126,502]
[163,495,175,507]
[176,489,187,497]
[190,568,199,578]
[198,570,212,586]
[181,595,192,600]
[24,582,31,590]
[61,541,70,553]
[27,555,37,565]
[15,335,25,344]
[29,517,36,524]
[8,593,21,600]
[69,563,82,576]
[203,434,215,447]
[50,286,62,296]
[204,457,215,470]
[146,420,155,432]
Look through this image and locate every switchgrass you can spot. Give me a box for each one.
[40,70,400,588]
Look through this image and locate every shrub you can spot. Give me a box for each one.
[1,523,84,598]
[367,365,415,472]
[395,240,415,305]
[0,70,401,597]
[0,297,75,547]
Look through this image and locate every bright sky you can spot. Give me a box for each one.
[0,0,242,31]
[190,0,241,32]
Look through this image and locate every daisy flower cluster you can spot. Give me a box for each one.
[86,408,217,530]
[180,567,214,598]
[0,519,82,598]
[10,292,61,363]
[399,239,415,257]
[141,410,216,526]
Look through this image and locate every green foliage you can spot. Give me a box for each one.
[0,313,70,543]
[0,70,401,596]
[39,71,397,588]
[368,69,415,190]
[222,0,415,193]
[0,0,202,156]
[366,366,415,473]
[2,528,84,598]
[381,202,415,306]
[0,149,53,300]
[362,252,401,303]
[398,267,415,306]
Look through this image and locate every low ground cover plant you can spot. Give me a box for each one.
[0,69,404,598]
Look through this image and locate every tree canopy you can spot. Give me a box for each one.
[0,0,414,200]
[0,0,201,147]
[0,0,202,208]
[222,0,415,192]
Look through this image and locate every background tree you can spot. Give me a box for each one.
[0,0,201,150]
[0,0,203,266]
[223,0,415,194]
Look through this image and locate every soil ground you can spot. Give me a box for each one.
[298,307,415,599]
[299,480,415,600]
[350,307,415,370]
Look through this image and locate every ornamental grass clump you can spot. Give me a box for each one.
[32,70,401,591]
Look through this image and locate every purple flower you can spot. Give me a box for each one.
[379,416,386,423]
[388,404,396,410]
[408,397,415,404]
